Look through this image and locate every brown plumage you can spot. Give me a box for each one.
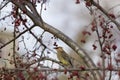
[54,47,73,67]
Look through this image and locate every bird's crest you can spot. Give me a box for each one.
[54,46,63,51]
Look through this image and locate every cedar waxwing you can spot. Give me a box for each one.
[54,47,73,67]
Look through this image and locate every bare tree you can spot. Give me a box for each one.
[0,0,120,80]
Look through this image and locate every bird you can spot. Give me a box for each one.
[54,46,73,67]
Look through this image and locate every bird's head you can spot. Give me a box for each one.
[54,46,63,52]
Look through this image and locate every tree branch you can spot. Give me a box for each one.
[92,1,120,31]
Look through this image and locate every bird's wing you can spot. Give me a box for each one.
[60,51,68,58]
[61,50,73,66]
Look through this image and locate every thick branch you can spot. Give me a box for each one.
[1,67,120,72]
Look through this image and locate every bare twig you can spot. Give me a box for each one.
[96,23,105,79]
[0,25,35,49]
[92,1,120,31]
[13,25,17,68]
[0,14,11,21]
[0,0,10,10]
